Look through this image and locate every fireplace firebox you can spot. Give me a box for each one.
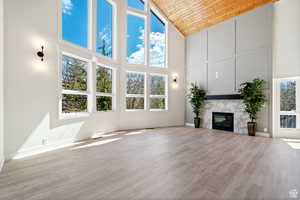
[212,112,234,132]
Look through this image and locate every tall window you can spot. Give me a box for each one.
[96,65,114,111]
[150,74,167,110]
[126,72,145,110]
[62,0,88,48]
[127,0,145,11]
[61,54,89,114]
[126,14,145,65]
[150,10,166,67]
[126,3,167,67]
[97,0,113,58]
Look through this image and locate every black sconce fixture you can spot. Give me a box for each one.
[37,46,45,61]
[173,76,178,83]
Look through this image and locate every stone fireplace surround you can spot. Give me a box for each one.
[201,100,250,134]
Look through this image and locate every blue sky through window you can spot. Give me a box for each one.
[97,0,113,58]
[128,0,144,11]
[62,0,88,48]
[150,10,166,67]
[127,14,145,64]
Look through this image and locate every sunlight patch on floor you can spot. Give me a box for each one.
[125,130,147,136]
[282,139,300,150]
[70,138,121,150]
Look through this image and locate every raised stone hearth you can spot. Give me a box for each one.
[201,100,250,134]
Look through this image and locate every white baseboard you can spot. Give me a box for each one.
[0,155,4,171]
[6,128,119,160]
[185,123,194,127]
[256,132,271,138]
[7,139,76,160]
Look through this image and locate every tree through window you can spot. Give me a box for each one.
[97,0,114,58]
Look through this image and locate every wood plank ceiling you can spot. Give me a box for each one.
[151,0,278,36]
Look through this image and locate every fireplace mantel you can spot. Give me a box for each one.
[205,94,243,100]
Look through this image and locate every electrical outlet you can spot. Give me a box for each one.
[42,139,48,145]
[216,72,219,79]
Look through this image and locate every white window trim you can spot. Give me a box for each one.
[95,0,118,61]
[148,5,168,68]
[125,0,168,68]
[59,0,118,62]
[126,11,147,66]
[95,64,116,112]
[127,0,148,13]
[59,52,92,119]
[149,73,168,111]
[125,71,146,111]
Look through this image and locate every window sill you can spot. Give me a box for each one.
[125,109,146,112]
[150,109,168,112]
[59,112,90,120]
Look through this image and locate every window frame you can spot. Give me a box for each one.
[126,11,147,67]
[125,71,147,111]
[95,0,117,60]
[149,6,168,68]
[59,0,118,63]
[149,73,168,111]
[95,63,116,112]
[60,0,92,50]
[59,51,92,119]
[125,0,168,68]
[127,0,146,12]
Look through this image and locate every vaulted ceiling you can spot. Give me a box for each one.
[152,0,278,36]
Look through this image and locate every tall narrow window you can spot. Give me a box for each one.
[97,0,113,58]
[96,65,114,111]
[126,72,145,110]
[127,0,144,11]
[150,74,167,110]
[62,0,88,48]
[61,55,89,114]
[150,10,166,68]
[126,14,145,65]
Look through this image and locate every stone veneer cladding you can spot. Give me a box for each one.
[201,100,250,134]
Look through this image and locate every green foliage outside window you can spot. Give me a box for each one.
[150,98,165,109]
[280,80,296,111]
[97,96,112,111]
[96,66,112,93]
[62,55,88,91]
[62,94,87,113]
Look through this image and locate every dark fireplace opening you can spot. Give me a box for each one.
[212,112,234,132]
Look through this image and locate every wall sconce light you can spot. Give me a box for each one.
[173,76,178,83]
[37,46,45,61]
[172,73,179,88]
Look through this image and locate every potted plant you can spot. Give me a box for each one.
[239,78,267,136]
[187,83,206,128]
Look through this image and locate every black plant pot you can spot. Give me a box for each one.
[194,118,200,128]
[247,122,257,136]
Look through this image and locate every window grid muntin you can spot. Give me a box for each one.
[125,71,146,110]
[149,73,168,110]
[60,53,92,116]
[96,64,115,112]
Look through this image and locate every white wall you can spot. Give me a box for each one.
[3,0,185,159]
[0,0,4,169]
[273,0,300,78]
[272,0,300,137]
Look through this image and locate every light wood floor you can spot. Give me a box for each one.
[1,127,300,200]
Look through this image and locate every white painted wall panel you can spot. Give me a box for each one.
[0,0,4,169]
[273,0,300,78]
[208,59,236,95]
[208,19,235,62]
